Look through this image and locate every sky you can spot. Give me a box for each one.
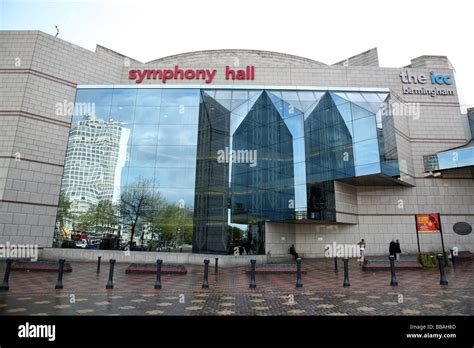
[1,0,473,111]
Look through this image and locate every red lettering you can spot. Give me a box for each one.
[205,70,217,84]
[136,70,148,84]
[236,70,245,80]
[162,70,173,83]
[185,70,196,79]
[195,69,206,80]
[174,66,184,80]
[225,66,235,80]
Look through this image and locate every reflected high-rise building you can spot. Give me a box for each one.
[61,114,129,213]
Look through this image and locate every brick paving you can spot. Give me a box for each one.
[0,258,472,316]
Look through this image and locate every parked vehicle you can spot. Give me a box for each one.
[87,239,101,249]
[75,239,88,248]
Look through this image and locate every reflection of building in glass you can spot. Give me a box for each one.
[61,114,129,213]
[61,87,402,254]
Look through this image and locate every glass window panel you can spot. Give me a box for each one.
[334,101,352,124]
[160,106,199,125]
[293,137,306,163]
[161,89,200,106]
[282,102,303,119]
[158,125,198,145]
[126,167,156,186]
[354,139,380,166]
[131,125,159,145]
[294,162,306,186]
[232,90,249,100]
[345,92,366,103]
[110,106,135,124]
[294,184,307,210]
[155,168,196,188]
[128,146,157,167]
[457,148,474,167]
[297,91,316,101]
[283,114,304,138]
[351,103,374,120]
[355,163,381,176]
[215,90,232,100]
[331,92,349,106]
[134,107,160,124]
[75,89,113,106]
[136,89,162,106]
[375,93,389,102]
[353,116,376,142]
[118,167,130,187]
[157,188,195,208]
[281,91,299,102]
[361,93,382,103]
[111,89,137,106]
[230,113,247,135]
[267,94,284,115]
[156,146,197,168]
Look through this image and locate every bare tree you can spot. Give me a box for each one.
[119,178,163,247]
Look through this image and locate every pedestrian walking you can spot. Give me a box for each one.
[357,239,366,265]
[395,239,402,261]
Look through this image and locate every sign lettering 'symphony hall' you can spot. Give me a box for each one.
[128,66,255,84]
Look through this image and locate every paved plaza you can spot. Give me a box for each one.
[0,258,472,316]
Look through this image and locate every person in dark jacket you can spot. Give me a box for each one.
[389,240,397,257]
[395,239,402,261]
[290,244,299,260]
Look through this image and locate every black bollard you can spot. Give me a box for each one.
[334,256,338,273]
[215,258,218,274]
[179,247,182,253]
[106,259,116,289]
[389,255,398,286]
[154,259,162,289]
[202,259,209,289]
[249,259,257,289]
[437,254,448,285]
[96,256,101,274]
[168,247,171,253]
[55,259,65,289]
[296,258,303,288]
[343,258,350,287]
[0,259,13,291]
[450,249,455,267]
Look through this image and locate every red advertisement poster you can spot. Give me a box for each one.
[415,214,440,233]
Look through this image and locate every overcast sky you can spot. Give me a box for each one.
[1,0,472,110]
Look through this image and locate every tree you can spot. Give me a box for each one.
[55,193,73,245]
[119,178,164,246]
[149,202,193,247]
[78,200,118,235]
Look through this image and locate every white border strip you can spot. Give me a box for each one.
[77,84,390,93]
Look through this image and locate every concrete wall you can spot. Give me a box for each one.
[39,247,275,267]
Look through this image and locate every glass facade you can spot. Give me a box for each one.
[56,87,401,255]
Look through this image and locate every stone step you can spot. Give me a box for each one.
[11,260,72,272]
[125,263,187,274]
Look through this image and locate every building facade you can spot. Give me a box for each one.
[0,31,473,257]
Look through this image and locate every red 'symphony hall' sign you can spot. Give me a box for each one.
[128,66,255,84]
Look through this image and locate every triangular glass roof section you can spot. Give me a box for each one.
[230,91,263,134]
